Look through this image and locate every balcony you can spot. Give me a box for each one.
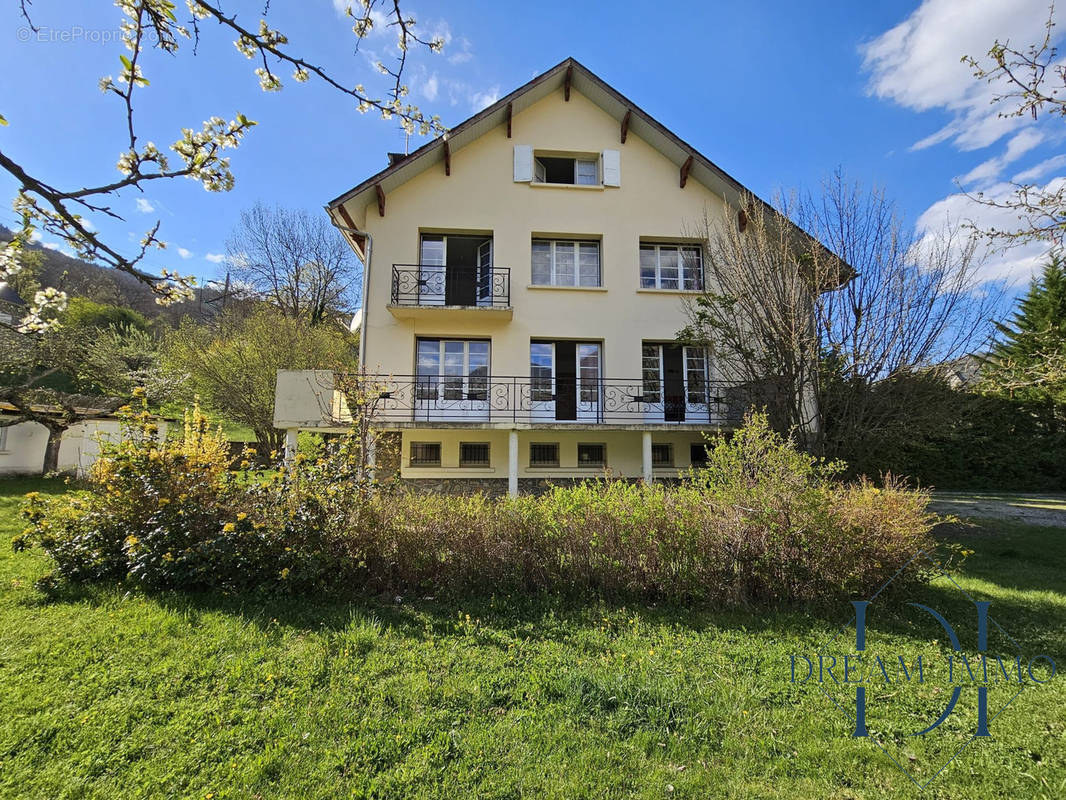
[338,374,775,429]
[388,264,512,321]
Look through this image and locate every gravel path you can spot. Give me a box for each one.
[929,493,1066,528]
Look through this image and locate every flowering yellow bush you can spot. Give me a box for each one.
[16,409,939,605]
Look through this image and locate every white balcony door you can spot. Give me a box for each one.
[419,235,446,305]
[415,339,490,421]
[529,341,601,422]
[641,344,711,423]
[477,239,493,306]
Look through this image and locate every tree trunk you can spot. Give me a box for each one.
[255,428,286,461]
[42,425,66,474]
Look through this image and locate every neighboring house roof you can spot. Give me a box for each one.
[942,353,987,389]
[0,402,176,422]
[325,56,853,287]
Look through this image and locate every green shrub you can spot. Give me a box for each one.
[17,410,938,606]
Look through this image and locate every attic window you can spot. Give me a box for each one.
[535,155,598,185]
[514,146,619,186]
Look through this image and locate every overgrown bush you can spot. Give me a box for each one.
[16,408,938,606]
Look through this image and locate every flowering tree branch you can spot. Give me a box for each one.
[961,3,1066,246]
[1,0,445,332]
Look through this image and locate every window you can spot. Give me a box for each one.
[577,443,606,467]
[685,348,708,406]
[530,342,554,402]
[641,344,709,406]
[652,443,673,467]
[529,341,602,417]
[459,442,490,467]
[410,442,441,466]
[532,240,600,287]
[515,147,619,186]
[578,344,601,404]
[534,155,599,185]
[414,234,495,307]
[642,344,663,403]
[690,443,708,467]
[416,339,490,401]
[639,244,703,290]
[529,442,560,467]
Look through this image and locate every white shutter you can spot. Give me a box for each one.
[601,149,621,187]
[514,145,534,182]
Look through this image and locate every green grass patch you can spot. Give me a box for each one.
[0,478,1063,798]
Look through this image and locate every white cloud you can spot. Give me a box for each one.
[43,242,61,251]
[861,0,1060,152]
[959,128,1044,186]
[331,1,388,30]
[468,86,500,111]
[205,252,226,264]
[422,73,439,101]
[914,178,1064,284]
[1013,154,1066,183]
[135,197,155,214]
[447,36,473,65]
[177,247,193,259]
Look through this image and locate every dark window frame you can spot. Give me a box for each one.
[651,442,674,467]
[459,441,491,467]
[409,441,442,467]
[577,442,607,467]
[529,442,560,468]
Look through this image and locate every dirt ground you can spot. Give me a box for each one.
[930,493,1066,528]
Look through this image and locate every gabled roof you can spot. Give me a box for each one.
[327,57,852,286]
[327,57,765,214]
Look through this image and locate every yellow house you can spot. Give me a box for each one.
[275,58,826,495]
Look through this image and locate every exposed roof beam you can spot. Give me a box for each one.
[564,64,572,101]
[679,155,694,189]
[506,102,512,138]
[337,203,356,230]
[620,109,631,144]
[443,140,451,176]
[375,184,385,217]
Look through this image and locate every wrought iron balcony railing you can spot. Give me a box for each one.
[338,374,784,426]
[390,264,511,308]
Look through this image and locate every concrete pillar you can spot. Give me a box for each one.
[284,428,299,462]
[641,431,653,484]
[508,429,519,497]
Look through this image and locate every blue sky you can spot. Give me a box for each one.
[1,0,1063,292]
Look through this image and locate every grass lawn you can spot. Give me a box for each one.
[0,478,1063,799]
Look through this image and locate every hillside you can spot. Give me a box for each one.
[0,228,229,324]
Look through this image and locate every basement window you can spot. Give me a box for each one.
[690,443,709,468]
[459,442,491,467]
[529,442,560,468]
[652,443,674,467]
[409,442,441,467]
[577,443,606,467]
[534,155,599,185]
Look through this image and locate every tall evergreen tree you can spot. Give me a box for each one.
[993,254,1066,361]
[985,254,1066,401]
